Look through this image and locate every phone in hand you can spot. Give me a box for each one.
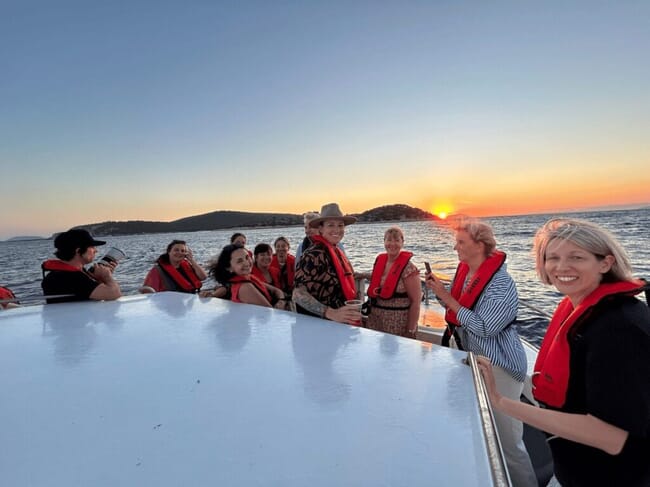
[424,262,432,274]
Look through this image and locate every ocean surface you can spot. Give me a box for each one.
[2,208,648,346]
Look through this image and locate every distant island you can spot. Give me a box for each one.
[70,204,439,237]
[4,204,647,242]
[6,236,48,242]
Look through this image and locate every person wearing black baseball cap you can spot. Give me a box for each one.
[41,228,122,303]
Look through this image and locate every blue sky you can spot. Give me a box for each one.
[1,1,649,239]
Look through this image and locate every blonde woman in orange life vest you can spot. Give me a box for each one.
[477,218,650,487]
[425,218,536,487]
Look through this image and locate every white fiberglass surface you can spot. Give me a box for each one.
[1,293,495,486]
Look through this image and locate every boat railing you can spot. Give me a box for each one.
[354,275,368,302]
[466,351,513,487]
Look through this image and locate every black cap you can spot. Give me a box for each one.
[54,229,106,251]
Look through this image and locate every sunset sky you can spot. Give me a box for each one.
[1,1,649,239]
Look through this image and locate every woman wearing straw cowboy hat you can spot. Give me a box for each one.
[293,203,362,325]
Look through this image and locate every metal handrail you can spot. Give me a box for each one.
[466,351,512,487]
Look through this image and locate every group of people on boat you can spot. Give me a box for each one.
[288,202,649,487]
[2,201,649,486]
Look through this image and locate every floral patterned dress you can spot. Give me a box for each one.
[366,261,419,338]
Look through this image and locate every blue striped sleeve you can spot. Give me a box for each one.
[455,270,518,337]
[455,267,527,381]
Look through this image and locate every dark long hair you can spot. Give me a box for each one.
[157,239,186,264]
[209,244,245,285]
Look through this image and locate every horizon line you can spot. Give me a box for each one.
[2,203,648,242]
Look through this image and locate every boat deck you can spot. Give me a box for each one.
[1,293,508,486]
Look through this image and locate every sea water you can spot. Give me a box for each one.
[1,208,648,346]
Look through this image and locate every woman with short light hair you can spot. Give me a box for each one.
[425,217,536,487]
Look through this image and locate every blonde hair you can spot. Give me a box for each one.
[453,218,496,256]
[533,218,634,284]
[384,226,404,241]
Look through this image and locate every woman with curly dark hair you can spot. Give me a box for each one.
[209,244,286,309]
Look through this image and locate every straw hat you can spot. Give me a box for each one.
[309,203,357,228]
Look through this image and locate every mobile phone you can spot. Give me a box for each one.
[424,262,432,274]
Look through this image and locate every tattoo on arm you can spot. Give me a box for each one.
[292,286,327,317]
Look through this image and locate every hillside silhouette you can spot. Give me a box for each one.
[71,204,438,237]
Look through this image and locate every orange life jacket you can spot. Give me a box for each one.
[368,251,413,299]
[228,274,273,304]
[445,250,506,327]
[157,259,202,293]
[270,254,295,290]
[532,279,646,408]
[0,286,16,308]
[252,265,282,289]
[311,235,357,302]
[42,259,85,274]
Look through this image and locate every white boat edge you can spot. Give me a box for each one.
[0,292,534,486]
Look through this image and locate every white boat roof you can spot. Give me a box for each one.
[1,293,505,486]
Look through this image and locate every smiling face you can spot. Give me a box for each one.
[544,238,614,305]
[384,232,403,258]
[168,243,188,267]
[319,219,345,245]
[228,248,253,276]
[453,230,484,264]
[255,249,273,270]
[274,240,289,262]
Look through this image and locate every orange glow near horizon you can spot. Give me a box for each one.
[428,181,650,219]
[430,202,455,220]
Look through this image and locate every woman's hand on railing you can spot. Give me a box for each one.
[475,356,503,409]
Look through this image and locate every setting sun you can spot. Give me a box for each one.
[431,203,454,220]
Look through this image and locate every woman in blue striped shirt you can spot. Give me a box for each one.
[426,218,536,487]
